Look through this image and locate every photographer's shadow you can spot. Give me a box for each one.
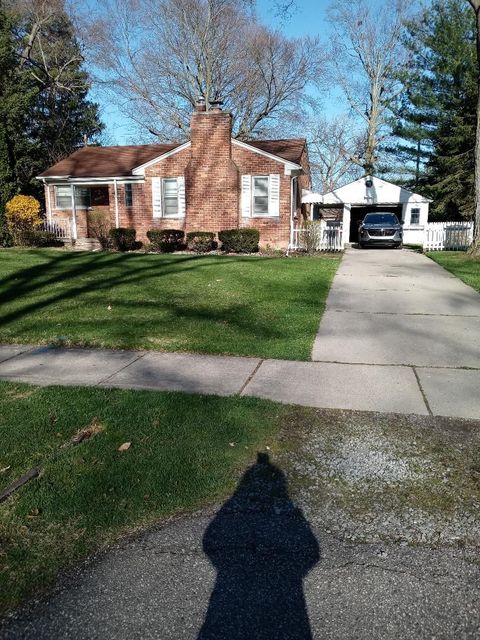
[198,453,320,640]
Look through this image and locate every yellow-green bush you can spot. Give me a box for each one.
[5,195,42,246]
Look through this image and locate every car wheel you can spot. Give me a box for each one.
[396,242,403,249]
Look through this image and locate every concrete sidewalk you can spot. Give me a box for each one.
[0,340,479,418]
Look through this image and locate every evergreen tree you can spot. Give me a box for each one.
[14,3,103,192]
[389,0,476,219]
[0,0,103,235]
[0,8,36,238]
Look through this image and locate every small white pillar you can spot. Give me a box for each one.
[113,179,119,228]
[342,204,351,247]
[45,183,52,223]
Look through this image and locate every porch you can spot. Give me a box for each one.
[39,178,140,240]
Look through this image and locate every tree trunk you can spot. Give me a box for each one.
[468,0,480,255]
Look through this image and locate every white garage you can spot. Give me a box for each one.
[302,175,431,247]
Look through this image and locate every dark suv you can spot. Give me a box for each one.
[358,212,403,249]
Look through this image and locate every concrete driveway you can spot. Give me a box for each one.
[310,248,480,418]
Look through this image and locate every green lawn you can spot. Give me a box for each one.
[0,381,286,613]
[0,249,340,360]
[427,251,480,293]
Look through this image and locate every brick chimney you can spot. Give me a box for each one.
[185,101,239,234]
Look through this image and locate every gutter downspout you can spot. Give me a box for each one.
[70,184,78,240]
[287,176,296,256]
[113,179,119,228]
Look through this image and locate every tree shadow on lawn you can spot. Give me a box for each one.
[0,252,259,324]
[0,252,324,352]
[198,452,320,640]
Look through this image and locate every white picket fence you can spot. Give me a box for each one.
[291,221,344,252]
[424,221,474,251]
[41,218,71,239]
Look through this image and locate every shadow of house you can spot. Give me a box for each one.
[198,453,320,640]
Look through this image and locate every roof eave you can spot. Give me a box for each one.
[132,141,191,175]
[37,175,145,183]
[232,139,303,171]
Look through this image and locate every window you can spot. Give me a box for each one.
[163,178,179,217]
[410,208,420,224]
[241,174,280,217]
[125,184,133,208]
[253,176,269,215]
[363,213,399,225]
[152,176,185,218]
[55,186,90,209]
[90,186,109,206]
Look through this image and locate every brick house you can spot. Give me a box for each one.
[38,102,310,249]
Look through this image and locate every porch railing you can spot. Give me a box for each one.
[40,219,71,240]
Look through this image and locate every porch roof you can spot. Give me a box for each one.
[38,144,179,179]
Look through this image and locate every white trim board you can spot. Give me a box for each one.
[132,142,191,175]
[232,139,303,174]
[38,177,145,184]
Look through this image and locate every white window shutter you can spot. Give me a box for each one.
[241,175,252,217]
[152,177,162,218]
[269,174,280,216]
[177,176,186,217]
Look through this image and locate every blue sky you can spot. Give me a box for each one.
[90,0,339,145]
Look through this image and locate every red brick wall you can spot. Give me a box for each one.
[232,143,292,248]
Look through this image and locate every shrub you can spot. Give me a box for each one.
[302,221,322,254]
[186,231,217,253]
[0,224,12,247]
[218,228,260,253]
[109,227,137,251]
[5,195,41,246]
[21,230,61,247]
[147,229,184,253]
[88,209,112,249]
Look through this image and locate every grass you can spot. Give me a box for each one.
[0,381,287,614]
[0,249,340,360]
[427,251,480,293]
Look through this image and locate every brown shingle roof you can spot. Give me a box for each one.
[244,139,306,164]
[39,144,180,178]
[38,138,306,178]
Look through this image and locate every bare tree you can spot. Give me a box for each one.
[327,0,411,175]
[82,0,323,140]
[7,0,87,93]
[467,0,480,254]
[308,115,364,192]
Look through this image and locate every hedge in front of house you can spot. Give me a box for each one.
[109,228,137,251]
[218,228,260,253]
[186,231,217,253]
[21,230,62,247]
[147,229,184,253]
